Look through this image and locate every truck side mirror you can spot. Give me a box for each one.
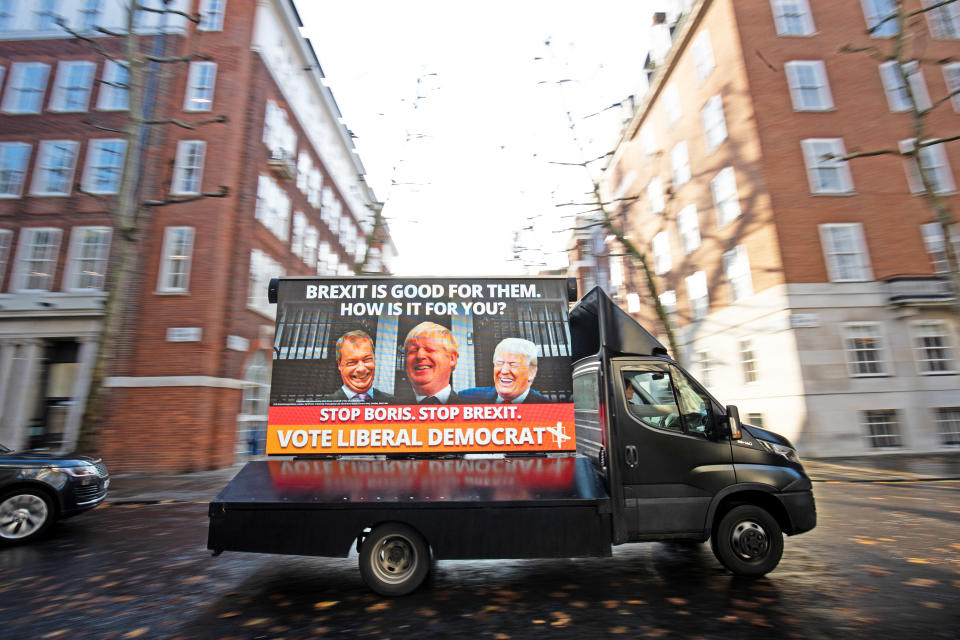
[726,405,742,440]
[566,277,579,302]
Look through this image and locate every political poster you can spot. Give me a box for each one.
[266,277,575,455]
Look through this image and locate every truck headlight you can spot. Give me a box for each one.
[759,440,800,464]
[54,463,99,478]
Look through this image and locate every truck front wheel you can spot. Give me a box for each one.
[712,505,783,577]
[359,523,430,596]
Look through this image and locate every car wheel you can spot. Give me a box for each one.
[0,488,55,544]
[359,523,430,596]
[712,504,783,577]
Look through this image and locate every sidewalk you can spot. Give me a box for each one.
[105,453,960,504]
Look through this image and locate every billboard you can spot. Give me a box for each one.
[266,277,575,455]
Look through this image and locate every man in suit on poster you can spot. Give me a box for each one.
[459,337,548,404]
[402,322,460,404]
[325,330,394,402]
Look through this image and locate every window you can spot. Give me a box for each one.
[0,229,11,288]
[900,139,956,194]
[692,31,715,83]
[653,231,671,275]
[34,0,57,30]
[572,371,599,412]
[910,320,956,374]
[65,226,111,290]
[695,350,713,387]
[740,338,759,383]
[686,271,709,320]
[255,174,291,241]
[263,99,297,159]
[0,142,31,197]
[784,60,833,110]
[861,0,898,37]
[924,0,960,39]
[308,168,322,207]
[664,83,680,126]
[942,63,960,113]
[157,226,194,292]
[641,125,657,160]
[248,249,284,318]
[921,222,958,274]
[79,0,103,30]
[49,61,96,112]
[670,141,690,188]
[673,367,715,436]
[31,140,78,196]
[296,151,311,193]
[647,176,665,214]
[862,410,903,448]
[183,62,216,112]
[819,223,872,282]
[747,413,765,427]
[97,61,129,111]
[659,290,676,316]
[291,211,306,257]
[1,63,50,114]
[700,95,727,151]
[622,369,682,432]
[198,0,227,31]
[317,241,335,275]
[171,140,206,195]
[12,227,61,291]
[81,139,126,194]
[677,205,701,254]
[935,407,960,445]
[723,245,754,302]
[711,167,741,226]
[238,351,270,458]
[801,138,854,194]
[842,323,888,376]
[304,225,318,266]
[879,61,932,112]
[770,0,815,36]
[0,1,14,31]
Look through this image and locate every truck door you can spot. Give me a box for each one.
[613,361,734,539]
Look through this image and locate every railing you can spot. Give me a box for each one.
[883,275,955,305]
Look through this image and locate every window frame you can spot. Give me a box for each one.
[170,140,206,195]
[861,0,899,37]
[664,83,681,127]
[0,228,12,291]
[711,166,741,226]
[862,409,904,448]
[784,60,834,111]
[652,231,671,275]
[942,62,960,113]
[647,176,665,214]
[723,244,754,302]
[700,94,728,151]
[770,0,816,37]
[739,337,759,384]
[692,30,715,83]
[801,138,854,195]
[198,0,227,32]
[12,227,62,292]
[841,322,889,377]
[923,0,960,39]
[1,62,51,115]
[909,319,957,375]
[81,138,126,195]
[670,140,690,188]
[677,204,701,254]
[879,61,932,112]
[935,407,960,446]
[96,60,130,111]
[48,60,96,113]
[686,270,709,321]
[156,226,195,293]
[183,61,217,112]
[30,140,79,197]
[63,226,112,291]
[819,222,872,282]
[0,142,32,198]
[900,138,956,195]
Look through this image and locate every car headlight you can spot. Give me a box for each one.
[54,463,99,477]
[759,440,800,464]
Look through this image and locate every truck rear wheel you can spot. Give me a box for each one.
[359,523,430,596]
[712,505,783,577]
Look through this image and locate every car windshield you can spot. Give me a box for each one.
[0,442,9,453]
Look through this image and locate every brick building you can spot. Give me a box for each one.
[578,0,960,456]
[0,0,394,472]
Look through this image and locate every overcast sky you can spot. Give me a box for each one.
[296,1,653,276]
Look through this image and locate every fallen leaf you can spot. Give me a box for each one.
[493,634,511,640]
[242,618,270,627]
[365,602,390,613]
[571,601,588,608]
[626,600,647,605]
[608,626,628,634]
[42,631,68,639]
[904,578,938,587]
[907,558,931,564]
[667,597,688,606]
[313,601,339,610]
[417,607,437,617]
[532,619,546,624]
[923,601,944,609]
[218,612,241,619]
[123,629,149,639]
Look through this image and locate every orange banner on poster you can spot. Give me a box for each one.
[266,403,575,455]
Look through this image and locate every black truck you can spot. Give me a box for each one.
[208,279,816,596]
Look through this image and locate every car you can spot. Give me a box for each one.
[0,442,110,544]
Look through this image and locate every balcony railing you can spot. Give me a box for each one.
[883,275,955,306]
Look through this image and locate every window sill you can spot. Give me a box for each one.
[0,110,43,116]
[29,192,72,197]
[155,290,190,296]
[48,108,90,114]
[0,193,23,199]
[793,107,837,113]
[810,191,857,197]
[848,373,892,378]
[918,370,958,376]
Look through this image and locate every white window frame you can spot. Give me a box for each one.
[664,83,680,126]
[34,0,58,30]
[303,225,318,266]
[700,95,728,152]
[862,409,904,448]
[79,0,104,31]
[695,350,713,387]
[0,1,14,32]
[935,407,960,445]
[296,151,311,193]
[248,249,284,318]
[647,176,665,214]
[784,60,834,111]
[254,174,291,242]
[677,204,701,254]
[30,140,79,196]
[81,138,126,195]
[183,61,216,112]
[171,140,206,195]
[0,142,31,198]
[670,141,690,188]
[12,227,62,292]
[157,226,195,293]
[923,0,960,39]
[653,231,671,275]
[711,166,741,226]
[49,61,96,113]
[641,124,657,160]
[692,31,715,83]
[841,322,889,377]
[819,223,872,282]
[0,228,12,290]
[686,271,709,321]
[879,61,932,112]
[740,338,759,384]
[723,245,754,302]
[198,0,227,31]
[861,0,898,37]
[900,138,956,194]
[909,320,957,374]
[801,138,854,194]
[291,211,306,257]
[921,222,959,275]
[1,63,51,114]
[64,226,112,291]
[96,60,129,111]
[770,0,815,36]
[659,289,676,316]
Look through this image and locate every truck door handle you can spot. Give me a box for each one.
[624,445,638,468]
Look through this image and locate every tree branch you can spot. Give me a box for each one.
[141,115,228,129]
[136,2,201,24]
[95,25,127,38]
[56,18,120,61]
[144,53,212,64]
[82,120,126,134]
[143,186,229,207]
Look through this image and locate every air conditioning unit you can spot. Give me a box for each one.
[267,149,296,180]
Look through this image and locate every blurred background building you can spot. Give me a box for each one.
[574,0,960,456]
[0,0,394,472]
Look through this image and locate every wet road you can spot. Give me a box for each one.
[0,480,957,639]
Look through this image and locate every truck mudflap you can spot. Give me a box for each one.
[208,455,613,560]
